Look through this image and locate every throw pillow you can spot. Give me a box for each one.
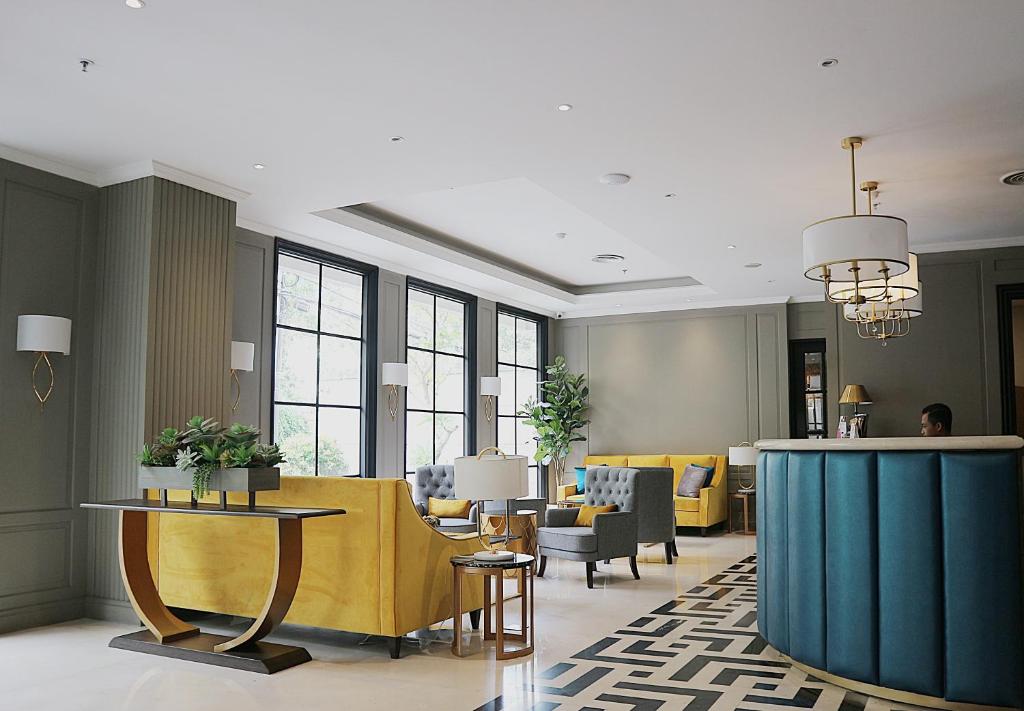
[676,464,708,498]
[428,497,471,518]
[696,464,716,487]
[574,504,617,527]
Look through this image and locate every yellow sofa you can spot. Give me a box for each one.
[147,476,485,658]
[557,454,729,534]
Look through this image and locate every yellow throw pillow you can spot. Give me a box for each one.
[574,504,617,527]
[428,497,471,518]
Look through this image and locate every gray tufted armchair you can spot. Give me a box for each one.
[412,464,478,533]
[536,467,641,588]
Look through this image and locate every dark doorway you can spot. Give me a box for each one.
[996,284,1024,436]
[789,339,827,439]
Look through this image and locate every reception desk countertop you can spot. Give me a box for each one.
[755,435,1023,450]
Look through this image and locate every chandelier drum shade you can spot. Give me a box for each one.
[803,215,909,285]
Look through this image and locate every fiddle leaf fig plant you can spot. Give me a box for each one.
[519,355,590,488]
[138,415,286,499]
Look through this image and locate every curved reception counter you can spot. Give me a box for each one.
[754,436,1023,710]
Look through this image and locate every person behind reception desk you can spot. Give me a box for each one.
[920,402,952,436]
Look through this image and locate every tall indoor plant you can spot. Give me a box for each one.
[519,355,590,487]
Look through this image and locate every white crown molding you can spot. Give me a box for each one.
[913,234,1024,253]
[563,295,791,320]
[96,160,251,202]
[0,143,99,185]
[788,293,827,304]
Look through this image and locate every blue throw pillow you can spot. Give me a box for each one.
[697,465,715,487]
[574,467,587,494]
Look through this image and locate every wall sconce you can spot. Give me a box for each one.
[480,376,502,422]
[230,341,255,412]
[17,315,72,411]
[382,362,408,421]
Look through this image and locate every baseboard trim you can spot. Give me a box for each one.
[84,596,138,625]
[0,597,85,634]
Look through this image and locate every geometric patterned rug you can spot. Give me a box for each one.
[475,555,931,710]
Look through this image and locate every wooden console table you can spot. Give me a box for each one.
[80,498,345,673]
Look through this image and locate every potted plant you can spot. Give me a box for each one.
[519,355,590,488]
[138,415,286,499]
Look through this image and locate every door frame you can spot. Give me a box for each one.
[995,283,1024,435]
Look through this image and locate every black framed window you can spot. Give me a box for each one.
[496,307,547,497]
[405,280,476,473]
[272,240,378,477]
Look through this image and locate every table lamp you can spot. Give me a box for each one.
[728,443,759,492]
[839,384,872,437]
[454,447,528,561]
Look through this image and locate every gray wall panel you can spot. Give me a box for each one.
[476,299,497,451]
[0,157,97,633]
[231,228,274,433]
[376,268,406,477]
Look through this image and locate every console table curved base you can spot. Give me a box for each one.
[111,630,312,674]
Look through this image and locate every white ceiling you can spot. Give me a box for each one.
[2,1,1023,317]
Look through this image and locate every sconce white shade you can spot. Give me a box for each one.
[230,341,255,371]
[454,453,529,501]
[17,315,71,355]
[728,446,759,467]
[480,376,502,397]
[382,362,408,387]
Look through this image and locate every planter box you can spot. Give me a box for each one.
[138,466,280,493]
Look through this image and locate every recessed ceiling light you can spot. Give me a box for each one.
[252,163,265,170]
[726,244,736,249]
[664,193,677,198]
[390,136,404,143]
[686,298,695,302]
[126,0,145,7]
[745,262,762,268]
[600,173,631,185]
[1001,170,1024,186]
[615,303,622,308]
[557,104,573,112]
[592,254,625,263]
[554,232,567,239]
[768,279,776,283]
[820,57,839,68]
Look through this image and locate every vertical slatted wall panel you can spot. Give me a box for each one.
[88,177,153,602]
[145,178,233,434]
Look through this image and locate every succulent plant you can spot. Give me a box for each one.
[138,415,286,500]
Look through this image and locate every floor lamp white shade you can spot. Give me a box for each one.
[728,446,759,466]
[230,341,255,371]
[17,315,71,355]
[454,453,529,501]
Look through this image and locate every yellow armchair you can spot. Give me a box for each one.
[583,454,729,534]
[149,476,485,658]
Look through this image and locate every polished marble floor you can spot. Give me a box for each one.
[0,532,895,711]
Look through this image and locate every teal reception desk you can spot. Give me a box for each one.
[755,436,1023,710]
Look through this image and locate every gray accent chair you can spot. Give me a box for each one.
[536,467,640,588]
[482,497,547,528]
[631,467,677,563]
[411,465,477,533]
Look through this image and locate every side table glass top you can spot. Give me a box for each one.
[450,553,535,569]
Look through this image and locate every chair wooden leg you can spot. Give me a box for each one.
[389,636,402,659]
[469,608,481,630]
[629,556,640,580]
[586,562,595,589]
[537,555,547,578]
[664,541,674,564]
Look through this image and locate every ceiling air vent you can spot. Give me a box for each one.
[592,254,625,264]
[1001,170,1024,186]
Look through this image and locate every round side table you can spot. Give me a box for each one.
[481,511,538,579]
[451,553,534,660]
[729,491,756,535]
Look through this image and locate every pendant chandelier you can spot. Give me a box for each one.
[803,137,918,342]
